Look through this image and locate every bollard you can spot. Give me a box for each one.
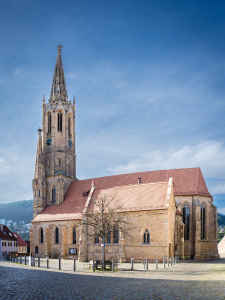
[146,258,148,271]
[131,257,133,271]
[112,259,114,272]
[38,256,40,267]
[16,256,18,264]
[29,255,31,267]
[171,257,172,266]
[20,256,22,264]
[156,258,158,269]
[143,259,146,269]
[167,257,169,267]
[47,258,49,269]
[92,260,95,272]
[59,257,61,270]
[25,256,26,265]
[73,259,76,272]
[163,257,165,268]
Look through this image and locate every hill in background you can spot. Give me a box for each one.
[0,200,33,224]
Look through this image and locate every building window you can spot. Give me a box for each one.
[40,227,44,244]
[94,235,99,244]
[35,246,39,254]
[48,113,51,133]
[58,112,62,131]
[113,227,119,243]
[52,186,56,202]
[201,203,206,240]
[59,158,61,166]
[106,227,111,244]
[72,227,76,244]
[68,116,71,136]
[183,203,190,240]
[39,190,40,197]
[143,229,150,244]
[55,227,59,244]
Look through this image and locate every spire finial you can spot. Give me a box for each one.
[38,127,42,135]
[57,44,63,53]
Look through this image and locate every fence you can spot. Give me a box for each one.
[4,254,179,273]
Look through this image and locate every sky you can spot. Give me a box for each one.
[0,0,225,213]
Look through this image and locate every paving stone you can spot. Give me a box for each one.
[1,255,225,299]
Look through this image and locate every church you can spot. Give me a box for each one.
[30,45,219,261]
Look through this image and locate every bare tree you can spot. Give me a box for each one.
[82,193,131,269]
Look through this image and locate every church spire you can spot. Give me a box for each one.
[49,44,68,103]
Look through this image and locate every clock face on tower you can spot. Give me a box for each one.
[68,140,73,147]
[46,138,52,146]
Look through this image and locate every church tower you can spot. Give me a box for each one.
[33,45,76,217]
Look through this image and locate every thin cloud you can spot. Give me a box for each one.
[107,140,225,180]
[13,68,23,76]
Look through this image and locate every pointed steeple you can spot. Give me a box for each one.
[34,128,45,179]
[49,44,68,103]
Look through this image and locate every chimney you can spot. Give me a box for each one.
[0,224,3,231]
[138,178,142,184]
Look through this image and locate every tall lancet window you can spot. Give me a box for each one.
[72,227,76,244]
[68,116,71,136]
[55,227,59,244]
[40,228,43,244]
[183,203,190,240]
[52,186,56,202]
[143,229,150,244]
[201,203,206,240]
[48,113,51,133]
[58,112,62,131]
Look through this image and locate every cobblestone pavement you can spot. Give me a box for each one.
[1,255,225,300]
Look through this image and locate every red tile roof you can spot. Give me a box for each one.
[176,208,183,216]
[32,168,210,222]
[12,232,28,247]
[89,182,169,212]
[0,225,17,241]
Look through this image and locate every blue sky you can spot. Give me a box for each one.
[1,0,225,213]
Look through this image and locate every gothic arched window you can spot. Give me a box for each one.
[94,235,99,244]
[52,186,56,202]
[183,203,190,240]
[201,203,206,240]
[143,229,150,244]
[72,227,76,244]
[68,116,71,136]
[55,227,59,244]
[106,227,111,244]
[40,228,43,244]
[58,112,62,131]
[35,246,39,254]
[48,113,51,133]
[38,190,40,197]
[113,227,119,243]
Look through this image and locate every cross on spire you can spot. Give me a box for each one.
[57,44,63,53]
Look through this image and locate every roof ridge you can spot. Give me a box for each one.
[77,167,201,183]
[95,181,169,190]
